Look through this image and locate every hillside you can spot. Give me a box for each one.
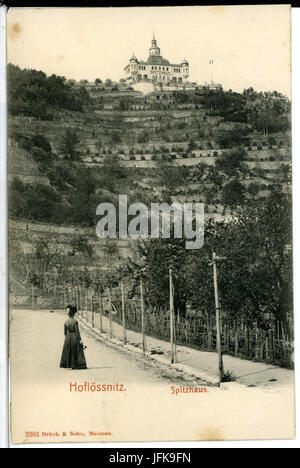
[8,68,291,225]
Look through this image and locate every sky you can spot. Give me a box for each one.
[7,5,291,97]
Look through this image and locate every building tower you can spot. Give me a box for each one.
[149,34,161,58]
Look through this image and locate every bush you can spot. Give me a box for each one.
[31,147,53,170]
[31,134,52,153]
[268,135,277,146]
[222,180,246,206]
[247,183,260,196]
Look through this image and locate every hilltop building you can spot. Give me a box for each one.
[124,35,189,89]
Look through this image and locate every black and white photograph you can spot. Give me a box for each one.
[3,4,296,444]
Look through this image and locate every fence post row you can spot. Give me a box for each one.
[42,273,293,369]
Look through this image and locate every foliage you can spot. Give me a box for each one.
[70,235,94,257]
[215,147,247,177]
[57,128,81,161]
[9,177,67,223]
[215,126,250,148]
[7,64,89,118]
[128,191,292,334]
[222,180,246,206]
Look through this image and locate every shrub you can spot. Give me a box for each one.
[268,135,277,146]
[222,180,246,206]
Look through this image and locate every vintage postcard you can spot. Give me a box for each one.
[6,5,295,444]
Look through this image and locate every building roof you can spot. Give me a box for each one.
[139,58,182,67]
[124,36,189,70]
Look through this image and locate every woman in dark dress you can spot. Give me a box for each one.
[60,306,87,369]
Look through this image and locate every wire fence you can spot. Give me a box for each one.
[35,280,294,369]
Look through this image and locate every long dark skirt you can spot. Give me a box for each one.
[60,334,87,369]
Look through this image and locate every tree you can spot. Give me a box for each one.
[247,183,260,196]
[128,236,189,316]
[110,131,121,145]
[222,180,245,206]
[57,128,81,161]
[100,154,128,192]
[95,78,102,86]
[218,191,292,332]
[215,147,247,177]
[70,235,94,257]
[215,126,250,148]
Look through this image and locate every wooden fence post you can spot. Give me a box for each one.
[32,285,35,310]
[91,295,94,328]
[212,252,224,386]
[63,283,66,309]
[76,286,79,314]
[121,281,127,345]
[98,291,103,333]
[169,269,175,364]
[235,322,239,356]
[85,288,89,322]
[140,277,146,354]
[108,287,113,339]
